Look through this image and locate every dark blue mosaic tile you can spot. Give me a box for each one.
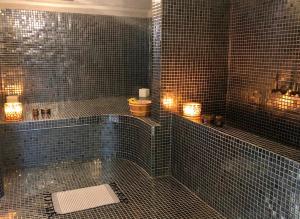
[227,0,300,147]
[0,9,150,104]
[0,159,225,218]
[0,98,159,176]
[151,0,230,176]
[151,0,172,177]
[171,114,300,219]
[0,168,3,198]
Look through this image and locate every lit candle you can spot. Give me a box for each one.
[271,90,299,111]
[163,97,174,108]
[183,102,201,117]
[4,96,23,122]
[162,92,176,111]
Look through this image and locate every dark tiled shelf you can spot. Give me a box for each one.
[0,97,159,128]
[175,114,300,163]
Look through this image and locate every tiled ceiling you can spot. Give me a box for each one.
[25,0,152,9]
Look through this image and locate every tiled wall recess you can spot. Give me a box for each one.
[0,9,150,104]
[172,114,300,219]
[227,0,300,147]
[0,8,152,196]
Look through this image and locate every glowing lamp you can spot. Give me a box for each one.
[275,93,297,110]
[163,97,174,108]
[162,92,176,111]
[183,102,201,117]
[4,96,23,122]
[269,90,300,111]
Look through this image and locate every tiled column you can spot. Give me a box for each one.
[151,0,173,176]
[150,0,230,176]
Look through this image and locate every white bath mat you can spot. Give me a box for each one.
[51,184,120,214]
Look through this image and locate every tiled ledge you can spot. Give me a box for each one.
[0,97,159,130]
[174,114,300,164]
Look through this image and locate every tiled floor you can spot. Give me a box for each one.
[0,159,225,219]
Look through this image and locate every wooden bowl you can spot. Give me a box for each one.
[129,101,151,117]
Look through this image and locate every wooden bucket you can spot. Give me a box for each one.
[129,102,151,117]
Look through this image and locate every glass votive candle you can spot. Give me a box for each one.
[183,102,201,117]
[4,102,23,122]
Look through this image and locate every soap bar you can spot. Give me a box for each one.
[139,88,150,98]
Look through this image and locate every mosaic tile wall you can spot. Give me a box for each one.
[161,0,230,115]
[171,114,300,219]
[227,0,300,147]
[0,9,150,104]
[151,0,230,176]
[0,127,3,198]
[0,168,3,198]
[0,114,154,175]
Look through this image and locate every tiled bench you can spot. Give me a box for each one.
[171,114,300,219]
[0,98,160,198]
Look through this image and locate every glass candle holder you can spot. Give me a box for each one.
[162,92,177,111]
[4,102,23,122]
[163,97,174,108]
[183,102,201,117]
